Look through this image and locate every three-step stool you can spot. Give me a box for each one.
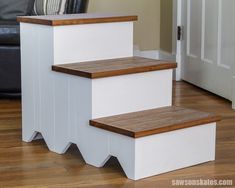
[18,13,220,180]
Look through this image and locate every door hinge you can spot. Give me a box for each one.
[177,26,183,41]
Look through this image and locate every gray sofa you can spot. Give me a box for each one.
[0,0,88,97]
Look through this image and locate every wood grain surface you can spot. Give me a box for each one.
[17,13,138,26]
[90,106,221,138]
[52,57,177,79]
[0,81,234,187]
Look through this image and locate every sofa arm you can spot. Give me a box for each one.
[0,20,20,45]
[65,0,88,14]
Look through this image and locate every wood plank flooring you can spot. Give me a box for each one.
[0,81,234,187]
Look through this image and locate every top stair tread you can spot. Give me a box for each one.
[17,13,138,26]
[90,106,221,138]
[52,57,177,79]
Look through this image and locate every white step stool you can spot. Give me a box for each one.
[18,13,220,180]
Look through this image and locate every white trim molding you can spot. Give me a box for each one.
[158,51,176,61]
[175,0,183,82]
[232,76,235,109]
[172,0,178,55]
[134,49,176,61]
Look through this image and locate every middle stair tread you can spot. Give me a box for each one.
[52,57,177,79]
[90,106,221,138]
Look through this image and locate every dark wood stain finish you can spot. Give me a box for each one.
[90,106,221,138]
[52,57,177,79]
[17,13,138,26]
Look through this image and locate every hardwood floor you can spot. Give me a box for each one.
[0,81,234,187]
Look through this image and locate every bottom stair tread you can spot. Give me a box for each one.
[90,106,221,138]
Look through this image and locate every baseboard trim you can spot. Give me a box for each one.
[158,51,176,61]
[134,49,176,61]
[232,76,235,109]
[134,49,177,80]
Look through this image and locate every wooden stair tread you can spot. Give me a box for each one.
[90,106,221,138]
[52,57,177,79]
[17,13,138,26]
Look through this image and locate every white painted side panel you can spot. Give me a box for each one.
[21,23,38,141]
[68,76,88,144]
[53,73,110,164]
[38,29,56,151]
[53,22,133,64]
[20,23,55,149]
[134,123,216,180]
[109,132,135,179]
[92,70,173,118]
[67,76,110,167]
[53,73,70,153]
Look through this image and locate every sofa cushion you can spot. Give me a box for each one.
[34,0,67,15]
[0,0,35,20]
[0,21,20,45]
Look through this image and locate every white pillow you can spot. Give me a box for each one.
[34,0,67,15]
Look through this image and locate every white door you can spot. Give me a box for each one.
[180,0,235,101]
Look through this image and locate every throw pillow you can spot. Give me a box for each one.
[34,0,67,15]
[0,0,35,20]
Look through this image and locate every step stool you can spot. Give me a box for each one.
[18,13,221,180]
